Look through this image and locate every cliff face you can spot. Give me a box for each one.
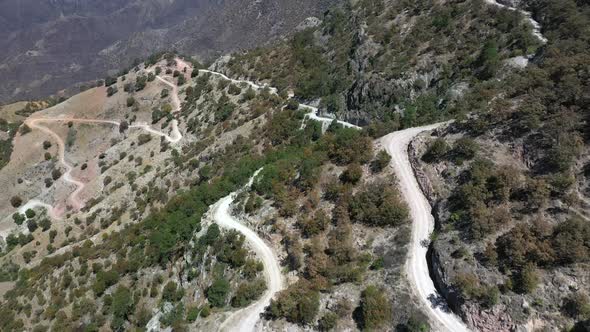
[0,0,340,103]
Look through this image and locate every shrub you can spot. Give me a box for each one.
[422,138,450,163]
[126,97,135,107]
[340,163,363,184]
[356,285,392,330]
[371,150,391,172]
[161,89,169,98]
[42,141,52,150]
[138,134,152,146]
[104,76,117,87]
[286,99,300,110]
[51,169,62,180]
[563,292,590,320]
[119,121,129,133]
[403,314,431,332]
[228,84,241,95]
[39,218,51,232]
[186,305,199,322]
[12,213,25,225]
[318,312,338,331]
[10,196,22,208]
[349,182,409,227]
[267,280,320,325]
[25,209,35,219]
[451,138,478,163]
[111,286,134,330]
[162,281,184,303]
[514,263,540,294]
[107,85,118,97]
[27,219,38,232]
[231,279,266,307]
[207,278,230,307]
[298,210,329,237]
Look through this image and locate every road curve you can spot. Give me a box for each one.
[381,123,470,332]
[209,169,284,332]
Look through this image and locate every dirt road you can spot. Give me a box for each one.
[381,124,470,332]
[484,0,547,44]
[209,169,284,332]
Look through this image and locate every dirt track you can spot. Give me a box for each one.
[381,124,470,332]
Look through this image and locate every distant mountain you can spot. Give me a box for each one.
[0,0,339,103]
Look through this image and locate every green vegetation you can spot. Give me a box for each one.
[355,285,392,330]
[231,279,266,307]
[349,181,409,227]
[207,278,230,307]
[267,280,320,326]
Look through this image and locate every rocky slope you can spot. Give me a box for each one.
[406,0,590,329]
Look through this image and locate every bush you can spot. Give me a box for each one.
[267,280,320,325]
[298,210,329,237]
[563,292,590,320]
[340,163,363,184]
[10,196,22,208]
[207,278,230,307]
[162,281,184,303]
[371,150,391,173]
[318,312,338,331]
[39,218,51,231]
[25,209,35,219]
[451,138,478,163]
[104,76,117,87]
[126,97,135,107]
[403,314,431,332]
[349,182,409,227]
[12,213,25,225]
[422,138,450,163]
[27,219,38,233]
[137,134,152,146]
[107,85,118,97]
[228,84,242,95]
[186,305,199,322]
[514,263,540,294]
[42,141,52,150]
[161,89,169,98]
[231,279,266,307]
[286,99,300,110]
[51,169,62,181]
[119,121,129,133]
[111,286,134,330]
[355,285,392,330]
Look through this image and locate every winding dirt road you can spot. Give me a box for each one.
[208,169,284,332]
[16,67,185,219]
[381,124,470,332]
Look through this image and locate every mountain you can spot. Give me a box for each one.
[0,0,589,331]
[0,0,339,103]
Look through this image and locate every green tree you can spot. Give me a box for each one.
[207,278,230,307]
[111,286,134,330]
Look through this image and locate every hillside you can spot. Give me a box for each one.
[0,0,339,103]
[0,0,588,331]
[408,0,590,331]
